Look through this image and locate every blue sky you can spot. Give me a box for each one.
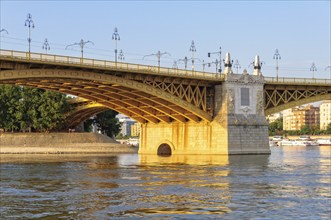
[1,0,330,78]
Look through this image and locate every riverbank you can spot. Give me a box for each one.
[270,135,330,139]
[0,132,138,154]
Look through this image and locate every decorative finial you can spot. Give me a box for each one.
[253,55,262,76]
[224,52,233,75]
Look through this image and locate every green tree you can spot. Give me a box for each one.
[300,125,312,135]
[17,87,44,132]
[0,85,71,132]
[84,110,121,138]
[36,90,72,132]
[0,85,21,132]
[268,118,283,136]
[326,123,331,134]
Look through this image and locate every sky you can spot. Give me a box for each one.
[0,0,330,79]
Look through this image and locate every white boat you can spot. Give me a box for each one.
[279,139,319,147]
[316,138,331,146]
[127,138,139,147]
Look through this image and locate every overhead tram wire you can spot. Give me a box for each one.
[0,40,322,73]
[1,35,181,63]
[2,35,327,74]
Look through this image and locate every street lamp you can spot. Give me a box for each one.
[233,59,241,74]
[0,29,8,34]
[190,40,196,71]
[112,27,120,63]
[208,46,222,73]
[42,38,50,54]
[66,39,94,59]
[310,62,317,79]
[118,49,125,61]
[273,49,281,81]
[208,59,221,74]
[202,60,207,72]
[24,13,35,54]
[0,29,8,50]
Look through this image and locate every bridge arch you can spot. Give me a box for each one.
[64,101,108,130]
[265,94,330,115]
[0,69,212,124]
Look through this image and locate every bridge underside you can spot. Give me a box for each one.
[0,69,213,124]
[64,100,108,131]
[264,84,331,115]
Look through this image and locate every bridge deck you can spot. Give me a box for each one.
[1,49,330,120]
[1,49,330,86]
[0,49,223,81]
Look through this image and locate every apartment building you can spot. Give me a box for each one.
[283,105,319,130]
[320,100,331,130]
[131,122,141,137]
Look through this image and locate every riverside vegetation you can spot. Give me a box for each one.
[0,85,121,137]
[268,118,331,136]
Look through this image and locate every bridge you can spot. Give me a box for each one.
[1,50,330,155]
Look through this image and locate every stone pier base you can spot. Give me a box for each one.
[138,118,270,155]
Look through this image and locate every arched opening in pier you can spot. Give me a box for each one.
[157,143,172,156]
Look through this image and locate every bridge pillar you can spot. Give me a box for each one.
[139,69,270,155]
[216,70,270,154]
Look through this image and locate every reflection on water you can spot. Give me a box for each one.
[139,154,229,165]
[0,146,330,219]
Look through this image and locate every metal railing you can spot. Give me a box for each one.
[1,50,330,86]
[0,49,223,81]
[264,76,331,85]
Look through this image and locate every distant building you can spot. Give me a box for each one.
[283,105,319,130]
[267,113,282,123]
[305,104,320,129]
[119,116,136,137]
[320,100,331,130]
[283,109,297,130]
[131,122,141,137]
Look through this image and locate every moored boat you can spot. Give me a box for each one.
[279,139,319,147]
[316,138,331,146]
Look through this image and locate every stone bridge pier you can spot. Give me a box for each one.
[139,55,270,155]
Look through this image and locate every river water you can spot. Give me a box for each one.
[0,146,330,219]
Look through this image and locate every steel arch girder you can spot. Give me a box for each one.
[0,69,212,123]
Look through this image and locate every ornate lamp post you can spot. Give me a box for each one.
[0,29,8,50]
[202,60,207,72]
[118,49,125,61]
[190,40,196,71]
[233,59,241,74]
[208,59,221,74]
[112,27,120,63]
[66,39,94,59]
[42,38,50,54]
[273,49,281,81]
[310,62,317,79]
[24,13,35,54]
[0,29,8,34]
